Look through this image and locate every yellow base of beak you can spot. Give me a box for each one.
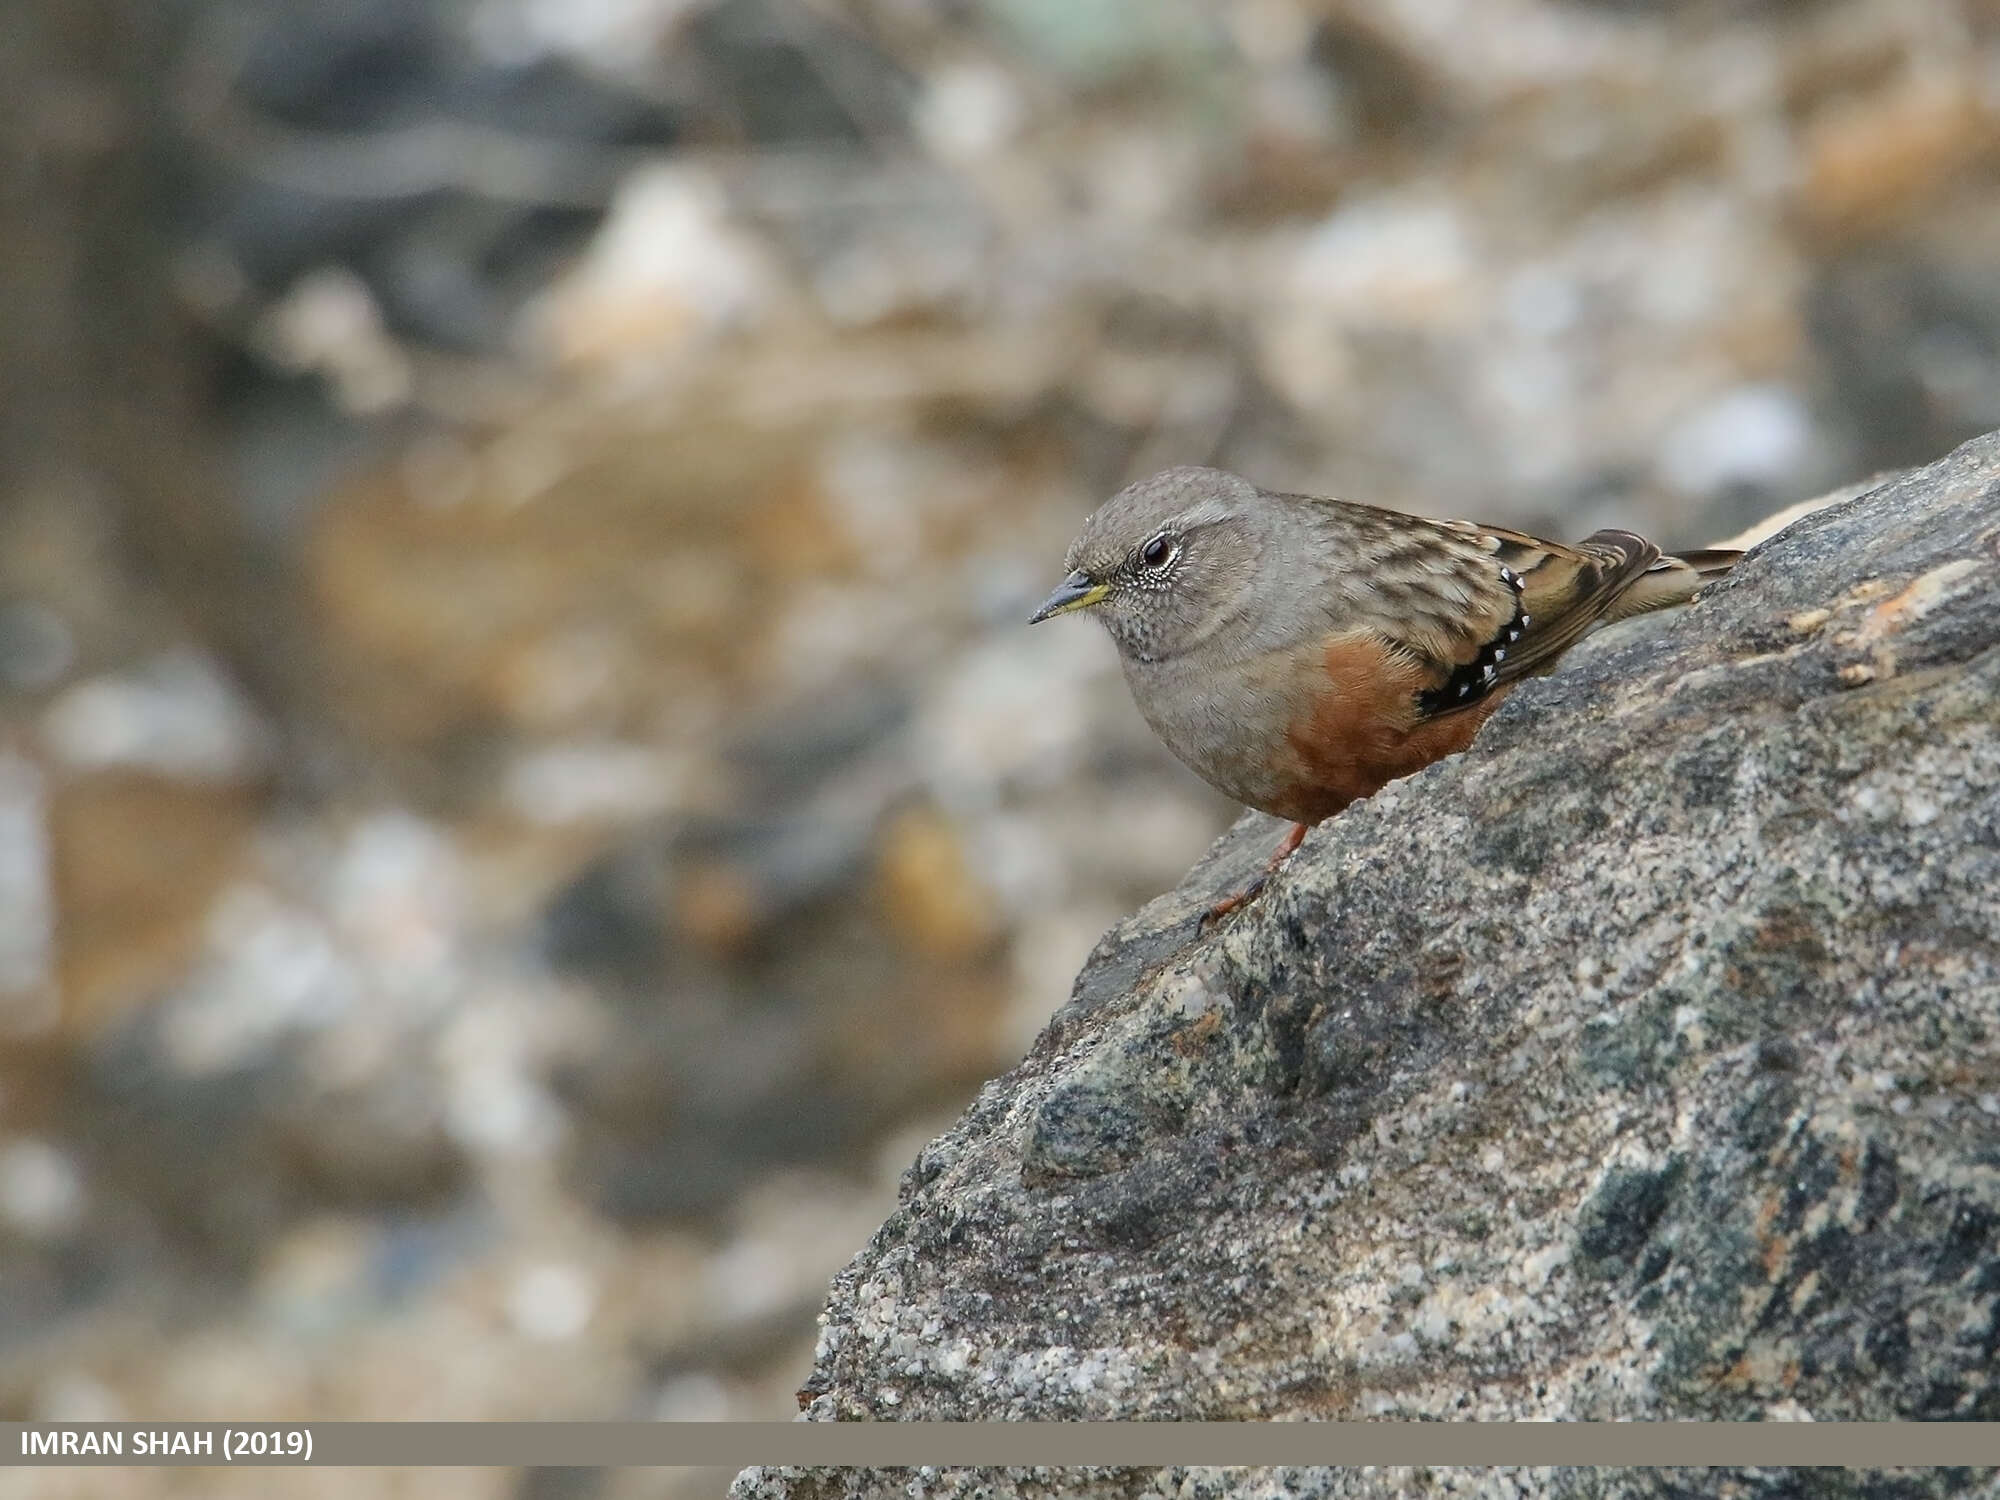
[1029,573,1110,623]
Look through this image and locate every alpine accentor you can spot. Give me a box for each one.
[1031,465,1739,916]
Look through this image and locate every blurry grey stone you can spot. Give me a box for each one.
[31,1371,126,1424]
[500,741,689,826]
[180,0,681,339]
[40,648,273,783]
[734,158,990,329]
[981,0,1222,83]
[733,433,2000,1484]
[0,751,55,1031]
[0,602,76,691]
[160,883,355,1077]
[683,0,914,147]
[1810,235,2000,475]
[1308,9,1448,146]
[526,160,783,366]
[914,60,1024,162]
[506,1261,598,1342]
[249,265,412,414]
[76,1007,471,1264]
[543,683,914,975]
[0,1138,86,1242]
[1656,382,1814,500]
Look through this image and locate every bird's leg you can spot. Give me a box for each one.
[1201,820,1309,926]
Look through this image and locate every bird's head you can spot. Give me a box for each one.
[1030,466,1266,662]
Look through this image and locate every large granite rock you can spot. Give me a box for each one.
[737,432,2000,1498]
[740,1475,1995,1500]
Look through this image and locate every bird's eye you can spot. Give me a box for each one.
[1140,534,1175,569]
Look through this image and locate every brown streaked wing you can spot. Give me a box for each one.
[1469,524,1659,683]
[1278,491,1525,668]
[1411,524,1660,720]
[1282,494,1660,713]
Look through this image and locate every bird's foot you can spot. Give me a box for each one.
[1200,873,1269,928]
[1199,821,1309,930]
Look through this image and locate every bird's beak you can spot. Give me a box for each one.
[1029,571,1109,623]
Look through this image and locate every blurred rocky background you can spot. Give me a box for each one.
[1,0,1997,1494]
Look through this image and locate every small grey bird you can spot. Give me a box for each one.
[1031,466,1738,914]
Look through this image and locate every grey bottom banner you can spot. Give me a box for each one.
[3,1423,2000,1468]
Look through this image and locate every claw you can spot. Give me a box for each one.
[1199,821,1309,928]
[1201,874,1269,928]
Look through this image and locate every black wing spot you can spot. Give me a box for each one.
[1418,590,1529,717]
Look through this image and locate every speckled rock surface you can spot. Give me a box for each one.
[734,432,2000,1497]
[734,1470,2000,1500]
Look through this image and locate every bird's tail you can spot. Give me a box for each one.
[1606,546,1742,621]
[1673,548,1744,581]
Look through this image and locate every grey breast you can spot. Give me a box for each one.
[1118,642,1305,816]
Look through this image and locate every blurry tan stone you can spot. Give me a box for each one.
[528,162,785,372]
[0,751,56,1034]
[251,266,412,416]
[1797,74,1998,239]
[489,627,636,732]
[154,1325,314,1419]
[874,804,1001,962]
[1513,79,1731,209]
[648,547,748,637]
[1778,28,1905,124]
[328,1283,631,1420]
[278,1086,465,1207]
[742,469,857,581]
[48,772,255,1039]
[673,858,761,953]
[257,1216,372,1317]
[833,967,1014,1099]
[309,421,815,759]
[595,1229,710,1351]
